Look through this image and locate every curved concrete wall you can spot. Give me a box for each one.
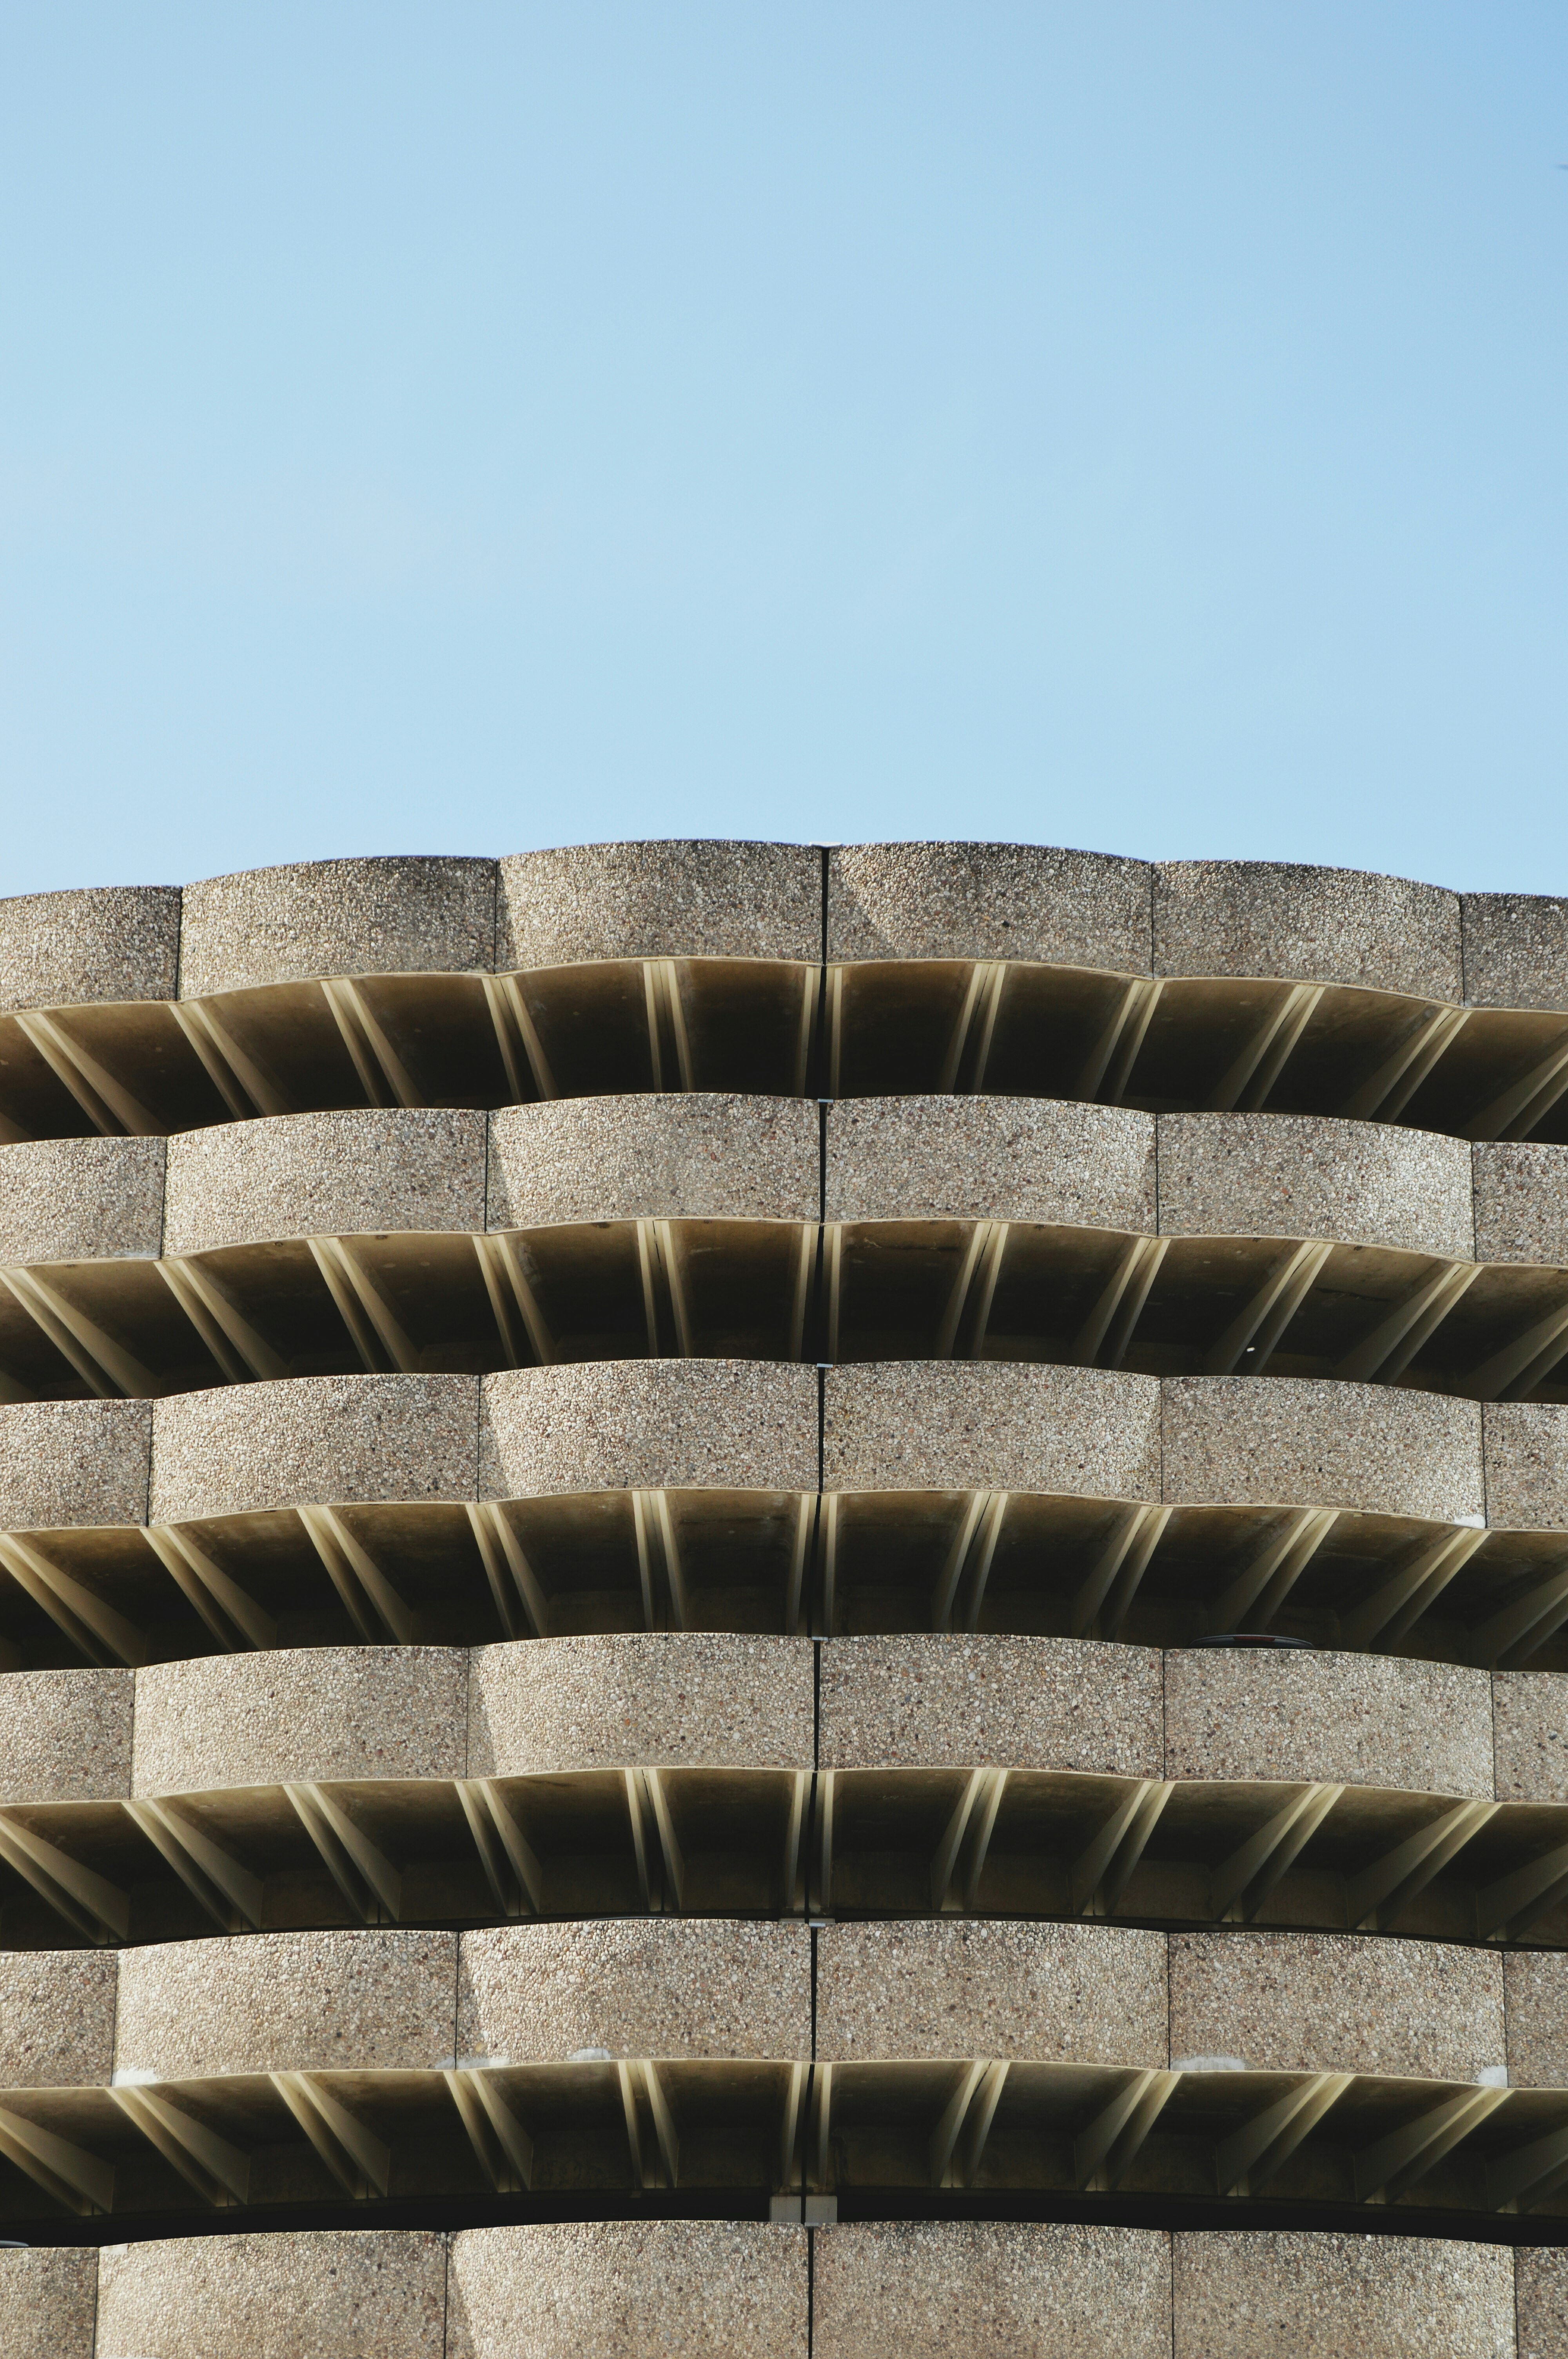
[132,1645,468,1794]
[1169,1930,1505,2083]
[150,1373,480,1523]
[95,2229,448,2359]
[0,884,181,1014]
[1474,1142,1568,1266]
[447,2222,808,2359]
[1154,860,1464,1001]
[1172,2229,1515,2359]
[480,1360,818,1498]
[163,1109,486,1254]
[827,842,1153,970]
[823,1363,1162,1499]
[457,1920,811,2062]
[1464,892,1568,1015]
[0,1947,117,2085]
[498,840,821,968]
[0,2248,97,2359]
[1163,1649,1496,1798]
[1480,1403,1568,1530]
[813,2222,1171,2359]
[179,857,497,997]
[818,1634,1163,1778]
[488,1094,818,1229]
[0,1665,134,1801]
[1160,1376,1485,1521]
[1157,1112,1474,1259]
[468,1634,816,1774]
[817,1919,1167,2065]
[0,1397,151,1529]
[0,1134,165,1263]
[113,1928,459,2079]
[825,1098,1156,1229]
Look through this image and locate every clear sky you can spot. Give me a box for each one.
[2,5,1564,897]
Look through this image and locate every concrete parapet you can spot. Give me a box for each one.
[498,841,820,968]
[1172,2227,1514,2357]
[1473,1143,1568,1267]
[1161,1375,1485,1522]
[827,842,1153,970]
[813,2221,1172,2359]
[1484,1404,1568,1531]
[447,2221,809,2359]
[150,1373,479,1523]
[113,1929,459,2079]
[164,1108,486,1254]
[1493,1673,1568,1803]
[824,1362,1161,1499]
[0,1135,165,1264]
[1502,1951,1568,2088]
[0,1948,117,2086]
[816,1919,1167,2066]
[0,1665,134,1802]
[0,1397,151,1529]
[94,2228,448,2359]
[132,1645,468,1794]
[818,1634,1162,1777]
[488,1094,817,1229]
[480,1360,817,1498]
[825,1097,1156,1229]
[468,1633,815,1774]
[1463,893,1568,1015]
[457,1919,812,2061]
[1169,1929,1505,2082]
[179,857,497,997]
[1154,860,1464,1001]
[1163,1648,1496,1797]
[1157,1111,1474,1260]
[0,2247,97,2359]
[0,885,181,1014]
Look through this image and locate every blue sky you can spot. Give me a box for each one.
[2,5,1564,894]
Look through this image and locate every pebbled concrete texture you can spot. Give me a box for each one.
[488,1093,818,1228]
[0,1666,134,1802]
[1169,1930,1505,2083]
[1472,1142,1568,1267]
[447,2221,809,2359]
[1172,2228,1515,2357]
[469,1633,816,1774]
[481,1360,817,1497]
[1157,1111,1474,1260]
[824,1361,1161,1499]
[0,1134,165,1263]
[0,1947,118,2086]
[0,883,181,1012]
[0,2247,98,2359]
[1153,859,1464,1001]
[95,2228,448,2359]
[151,1372,480,1522]
[497,840,821,968]
[825,1096,1156,1229]
[178,856,497,996]
[813,2221,1173,2359]
[816,1919,1167,2065]
[1518,2246,1568,2359]
[818,1634,1163,1778]
[1161,1376,1485,1523]
[132,1645,468,1793]
[114,1929,459,2078]
[164,1107,486,1254]
[1464,893,1568,1014]
[457,1919,812,2061]
[0,1396,151,1528]
[827,842,1153,970]
[1483,1404,1568,1530]
[1163,1648,1496,1797]
[1504,1950,1568,2086]
[1493,1673,1568,1803]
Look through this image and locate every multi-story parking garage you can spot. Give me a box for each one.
[7,838,1568,2351]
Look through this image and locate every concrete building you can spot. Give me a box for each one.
[3,839,1568,2349]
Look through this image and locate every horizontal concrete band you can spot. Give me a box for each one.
[0,1914,1562,2100]
[7,1362,1564,1530]
[2,1634,1564,1805]
[16,2220,1567,2359]
[8,1099,1568,1261]
[5,843,1568,1005]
